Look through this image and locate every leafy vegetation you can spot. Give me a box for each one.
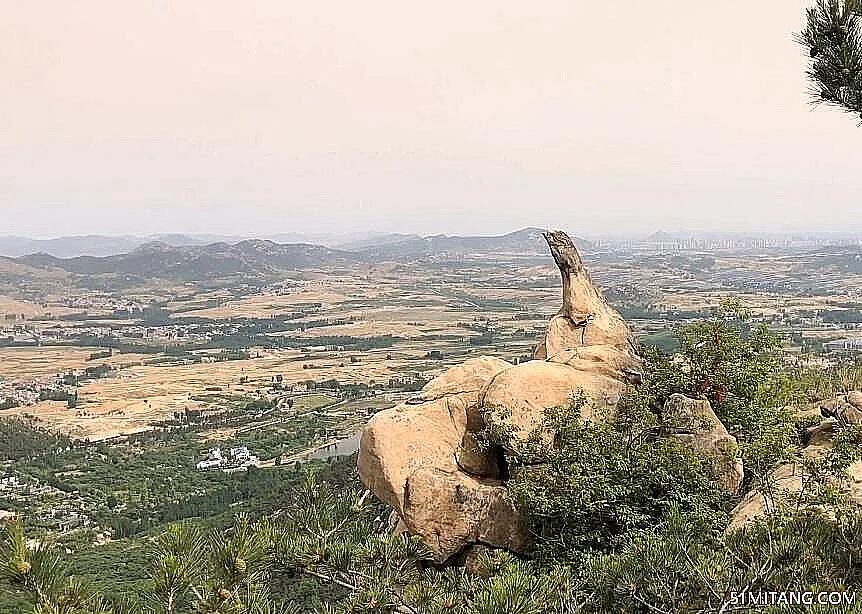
[503,399,732,560]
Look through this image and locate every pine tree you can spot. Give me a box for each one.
[801,0,862,120]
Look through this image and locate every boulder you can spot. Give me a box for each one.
[816,393,862,424]
[480,360,623,447]
[846,390,862,410]
[662,394,743,494]
[358,229,862,559]
[727,462,804,532]
[728,410,862,531]
[401,467,528,563]
[358,356,511,512]
[359,396,464,511]
[358,230,642,563]
[833,396,862,424]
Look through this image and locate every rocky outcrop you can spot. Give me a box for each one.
[726,462,805,532]
[357,356,526,563]
[727,398,862,532]
[358,230,642,562]
[663,394,744,494]
[480,360,624,448]
[358,356,511,513]
[358,230,862,554]
[401,468,529,562]
[533,230,641,380]
[819,392,862,424]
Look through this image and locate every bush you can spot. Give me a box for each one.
[501,397,731,559]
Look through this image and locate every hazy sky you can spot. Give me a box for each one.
[2,1,860,238]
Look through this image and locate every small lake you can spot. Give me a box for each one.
[303,432,361,462]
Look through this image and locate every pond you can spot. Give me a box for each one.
[303,432,361,462]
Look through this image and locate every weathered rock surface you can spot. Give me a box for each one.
[480,360,624,446]
[402,468,528,563]
[358,356,511,512]
[410,357,514,406]
[819,393,862,424]
[358,230,644,562]
[663,394,744,494]
[727,462,804,532]
[533,231,641,380]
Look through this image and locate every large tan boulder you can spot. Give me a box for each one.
[401,467,529,563]
[359,396,464,512]
[663,394,743,494]
[358,356,511,512]
[480,360,624,447]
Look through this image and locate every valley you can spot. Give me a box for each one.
[3,230,862,606]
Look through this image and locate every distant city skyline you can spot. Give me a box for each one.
[3,1,862,238]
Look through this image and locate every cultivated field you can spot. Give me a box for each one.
[6,248,862,442]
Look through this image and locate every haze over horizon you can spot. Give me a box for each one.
[4,1,862,238]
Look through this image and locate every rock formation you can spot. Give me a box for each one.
[357,230,643,563]
[727,395,862,531]
[663,394,744,494]
[533,230,640,369]
[358,229,862,555]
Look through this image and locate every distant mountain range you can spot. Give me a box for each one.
[2,228,592,282]
[0,234,225,258]
[0,231,429,258]
[0,235,145,259]
[13,240,357,281]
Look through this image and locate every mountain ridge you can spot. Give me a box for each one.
[3,228,593,281]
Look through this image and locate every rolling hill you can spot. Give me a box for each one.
[355,227,593,259]
[4,228,592,282]
[11,240,359,281]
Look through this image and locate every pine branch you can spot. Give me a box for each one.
[303,569,419,614]
[801,0,862,120]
